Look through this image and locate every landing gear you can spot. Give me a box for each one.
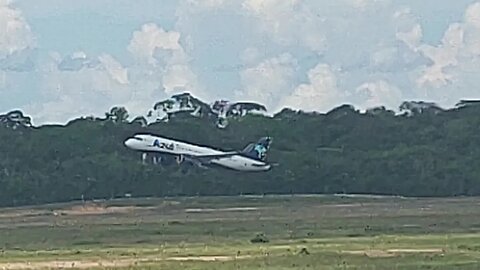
[139,153,197,173]
[140,152,163,165]
[141,153,147,165]
[175,155,185,164]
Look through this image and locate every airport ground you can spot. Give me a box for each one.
[1,195,480,269]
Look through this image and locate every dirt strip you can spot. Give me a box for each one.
[342,248,445,258]
[0,255,254,269]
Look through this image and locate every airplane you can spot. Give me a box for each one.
[123,133,273,172]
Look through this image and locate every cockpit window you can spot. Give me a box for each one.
[132,136,143,141]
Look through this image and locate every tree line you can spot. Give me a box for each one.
[1,99,480,207]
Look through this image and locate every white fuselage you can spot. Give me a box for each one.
[124,134,271,172]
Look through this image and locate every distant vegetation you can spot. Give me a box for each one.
[1,94,480,207]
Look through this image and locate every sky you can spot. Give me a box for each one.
[1,0,480,125]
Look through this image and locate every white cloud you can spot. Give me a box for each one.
[464,2,480,56]
[237,0,425,113]
[240,47,261,66]
[98,54,129,85]
[395,6,469,92]
[57,50,98,71]
[242,0,326,53]
[127,23,181,66]
[349,0,390,10]
[128,22,206,99]
[4,0,480,124]
[391,1,480,107]
[72,51,87,60]
[24,52,136,124]
[396,24,423,51]
[0,0,35,59]
[239,53,297,110]
[416,23,464,88]
[162,64,198,95]
[353,80,403,111]
[465,2,480,28]
[279,63,343,112]
[16,20,206,125]
[186,0,225,9]
[25,95,89,125]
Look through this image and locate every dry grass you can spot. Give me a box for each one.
[1,195,480,269]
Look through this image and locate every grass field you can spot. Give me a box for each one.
[1,195,480,269]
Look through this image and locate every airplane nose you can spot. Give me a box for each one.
[124,138,133,148]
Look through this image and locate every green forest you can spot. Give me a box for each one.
[1,97,480,207]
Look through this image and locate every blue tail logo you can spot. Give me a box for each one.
[242,137,272,161]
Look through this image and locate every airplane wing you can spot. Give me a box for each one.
[181,152,239,167]
[190,151,239,160]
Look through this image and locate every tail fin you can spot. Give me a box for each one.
[241,137,272,161]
